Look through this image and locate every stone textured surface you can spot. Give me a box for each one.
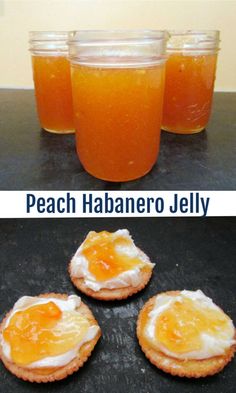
[0,218,235,392]
[0,90,235,190]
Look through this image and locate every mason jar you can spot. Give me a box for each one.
[29,31,74,134]
[162,30,220,134]
[69,30,167,182]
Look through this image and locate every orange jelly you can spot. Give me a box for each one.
[156,297,230,353]
[82,231,148,281]
[162,54,217,134]
[3,301,90,365]
[32,56,74,133]
[71,63,165,181]
[141,297,231,355]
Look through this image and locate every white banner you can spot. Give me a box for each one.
[0,191,235,218]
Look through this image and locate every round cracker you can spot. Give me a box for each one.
[137,291,236,378]
[69,266,152,301]
[0,293,101,383]
[69,245,154,301]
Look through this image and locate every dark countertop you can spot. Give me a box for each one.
[0,218,235,393]
[0,89,235,190]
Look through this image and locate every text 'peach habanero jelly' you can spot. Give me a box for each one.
[69,30,167,182]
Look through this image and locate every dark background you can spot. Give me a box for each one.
[0,217,235,393]
[0,90,235,190]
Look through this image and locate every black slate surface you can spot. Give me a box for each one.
[0,89,235,190]
[0,218,235,393]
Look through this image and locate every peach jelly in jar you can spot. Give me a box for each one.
[69,30,167,182]
[29,31,74,134]
[162,30,220,134]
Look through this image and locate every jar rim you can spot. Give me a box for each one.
[29,31,69,42]
[167,29,220,36]
[166,30,220,51]
[69,29,168,44]
[68,30,167,67]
